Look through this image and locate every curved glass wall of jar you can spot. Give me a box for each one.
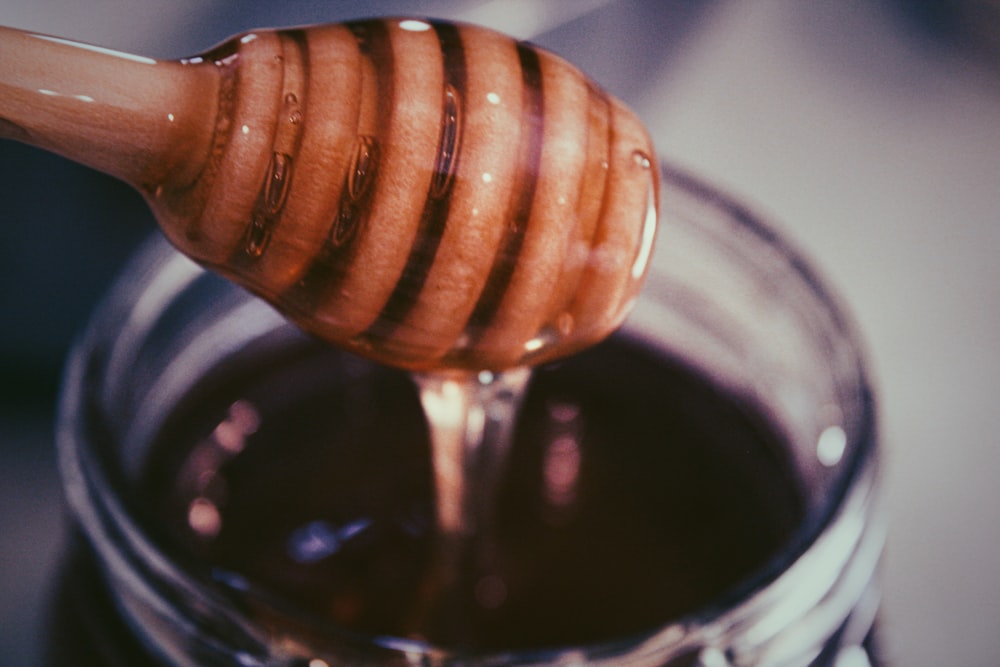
[55,164,885,667]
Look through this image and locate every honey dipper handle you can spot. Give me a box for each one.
[0,26,218,191]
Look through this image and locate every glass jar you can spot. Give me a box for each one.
[50,165,885,666]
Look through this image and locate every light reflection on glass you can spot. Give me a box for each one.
[834,645,873,667]
[213,399,260,453]
[180,400,262,538]
[187,497,222,538]
[542,400,584,521]
[817,425,847,467]
[699,646,730,667]
[287,518,373,564]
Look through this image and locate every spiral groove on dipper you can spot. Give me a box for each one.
[150,18,657,371]
[461,43,544,352]
[363,21,468,345]
[239,30,308,261]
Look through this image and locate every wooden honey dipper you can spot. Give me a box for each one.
[0,17,658,372]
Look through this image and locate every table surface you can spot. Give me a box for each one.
[2,2,998,665]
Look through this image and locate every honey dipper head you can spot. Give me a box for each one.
[149,17,659,371]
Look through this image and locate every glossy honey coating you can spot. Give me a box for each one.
[140,18,660,371]
[57,18,660,371]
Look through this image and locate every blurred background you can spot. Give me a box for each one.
[1,1,998,664]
